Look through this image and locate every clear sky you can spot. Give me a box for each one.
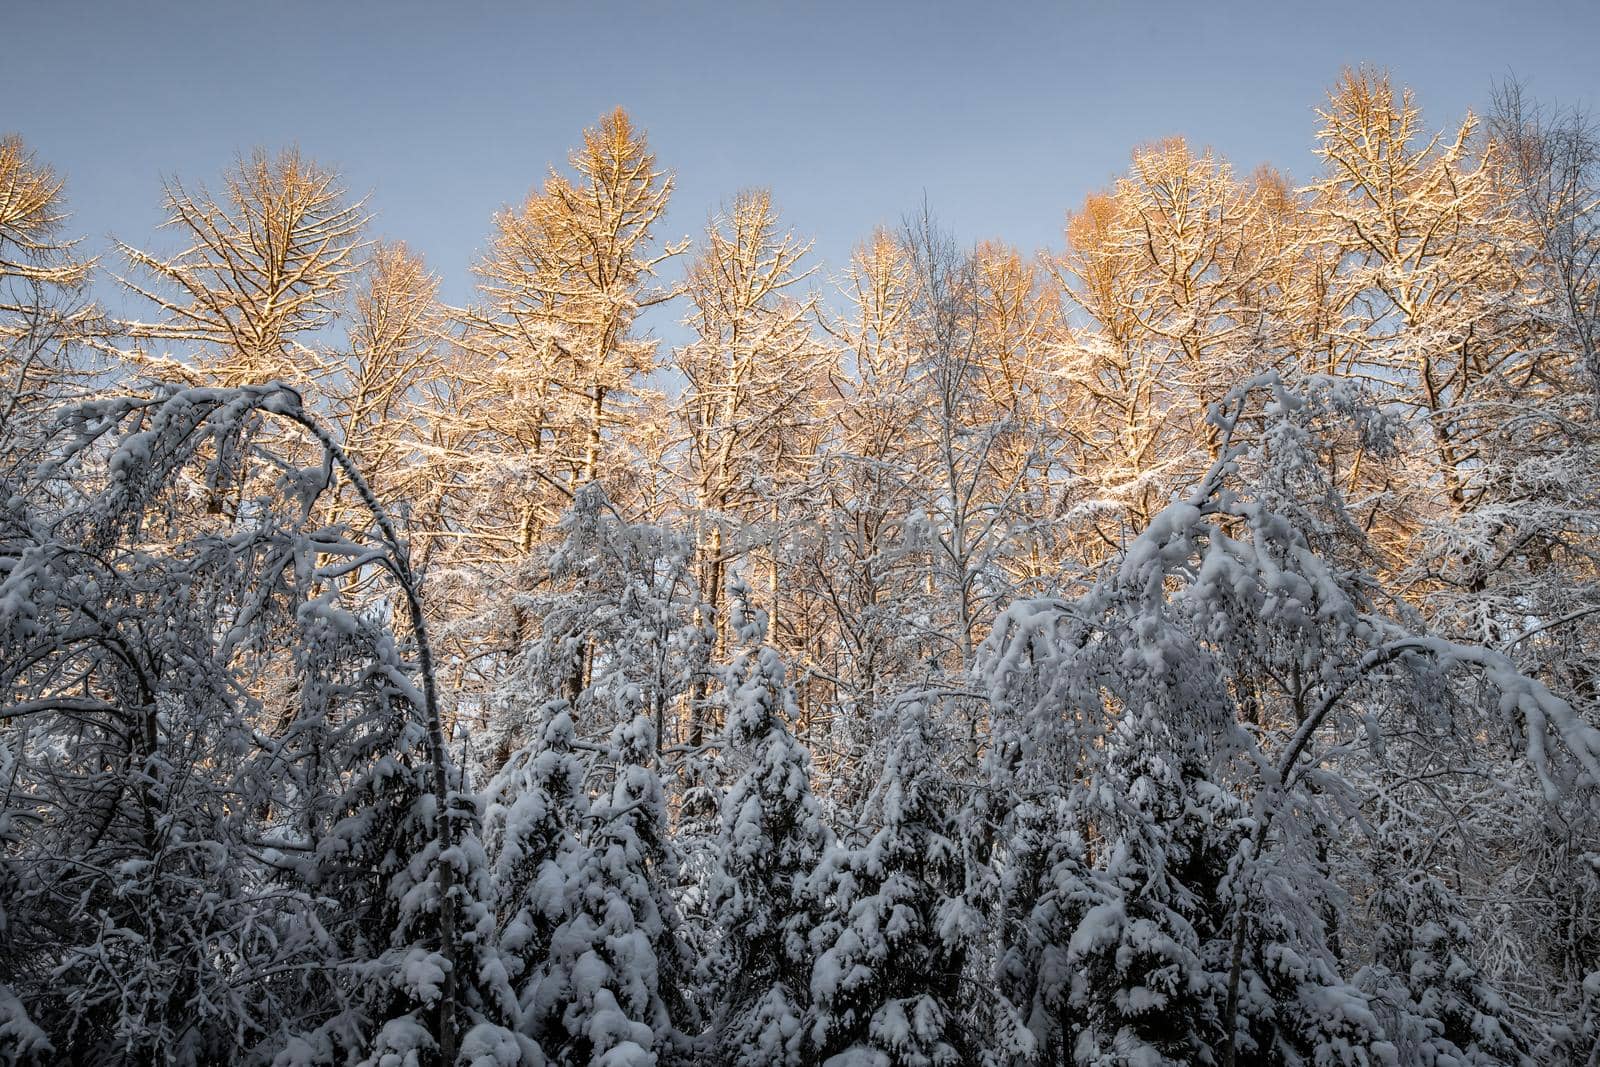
[9,0,1600,330]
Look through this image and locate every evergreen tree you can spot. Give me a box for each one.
[703,594,829,1066]
[808,700,981,1066]
[992,794,1105,1065]
[485,703,589,1058]
[533,715,690,1067]
[1066,703,1229,1066]
[1360,839,1534,1067]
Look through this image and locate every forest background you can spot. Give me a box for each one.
[4,3,1600,1066]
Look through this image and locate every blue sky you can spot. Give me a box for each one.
[10,0,1599,333]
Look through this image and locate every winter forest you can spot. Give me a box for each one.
[3,63,1600,1067]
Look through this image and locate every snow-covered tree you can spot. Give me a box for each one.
[116,150,367,391]
[989,793,1102,1065]
[808,698,982,1066]
[484,704,588,1052]
[9,63,1600,1067]
[0,384,484,1064]
[700,590,829,1066]
[529,714,691,1066]
[980,373,1599,1064]
[671,190,830,743]
[1356,818,1534,1067]
[0,135,97,444]
[493,481,707,758]
[1065,703,1232,1066]
[461,107,681,509]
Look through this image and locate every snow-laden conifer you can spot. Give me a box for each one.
[701,584,829,1066]
[808,699,981,1066]
[531,714,690,1066]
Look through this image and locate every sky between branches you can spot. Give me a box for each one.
[11,0,1600,345]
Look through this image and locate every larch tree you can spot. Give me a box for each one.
[437,109,684,732]
[116,148,368,392]
[1308,68,1528,558]
[326,241,447,526]
[895,213,1039,762]
[0,135,96,441]
[808,228,936,780]
[671,189,831,744]
[463,107,682,529]
[1049,138,1290,551]
[967,240,1063,594]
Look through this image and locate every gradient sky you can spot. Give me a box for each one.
[10,0,1600,336]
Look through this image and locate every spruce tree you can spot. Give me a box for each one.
[704,633,828,1066]
[533,715,689,1067]
[808,700,980,1066]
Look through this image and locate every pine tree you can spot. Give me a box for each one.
[1224,833,1390,1067]
[532,715,690,1066]
[485,704,589,1051]
[808,700,980,1066]
[1066,703,1228,1066]
[992,794,1105,1065]
[703,595,829,1066]
[1359,833,1534,1067]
